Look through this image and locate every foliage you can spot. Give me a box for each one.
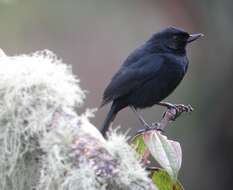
[130,129,184,190]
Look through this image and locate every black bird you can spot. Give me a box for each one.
[100,27,203,136]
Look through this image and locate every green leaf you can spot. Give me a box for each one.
[144,130,182,179]
[149,168,184,190]
[130,132,147,156]
[130,132,151,164]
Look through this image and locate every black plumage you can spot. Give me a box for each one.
[100,27,203,136]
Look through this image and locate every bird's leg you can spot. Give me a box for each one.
[157,101,193,120]
[157,102,176,109]
[131,107,151,129]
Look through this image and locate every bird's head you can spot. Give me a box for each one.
[147,27,204,54]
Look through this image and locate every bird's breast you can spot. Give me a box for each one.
[128,56,188,108]
[157,56,187,95]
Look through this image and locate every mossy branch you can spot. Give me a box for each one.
[0,49,157,190]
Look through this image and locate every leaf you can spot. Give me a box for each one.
[130,132,150,164]
[148,168,184,190]
[144,130,182,179]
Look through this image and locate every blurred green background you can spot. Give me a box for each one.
[0,0,232,189]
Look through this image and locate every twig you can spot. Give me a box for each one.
[155,104,193,131]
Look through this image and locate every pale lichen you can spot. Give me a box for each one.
[0,50,156,190]
[0,50,84,190]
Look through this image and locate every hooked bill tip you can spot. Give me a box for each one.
[187,33,204,43]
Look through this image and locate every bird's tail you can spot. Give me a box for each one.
[101,103,118,137]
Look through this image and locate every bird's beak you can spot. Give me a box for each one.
[187,33,204,43]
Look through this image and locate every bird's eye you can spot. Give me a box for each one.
[172,35,178,40]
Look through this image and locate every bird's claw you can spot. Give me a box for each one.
[174,104,193,112]
[136,122,165,135]
[135,103,193,135]
[152,122,165,133]
[168,104,194,121]
[136,127,151,134]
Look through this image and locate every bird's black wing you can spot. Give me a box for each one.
[101,53,164,106]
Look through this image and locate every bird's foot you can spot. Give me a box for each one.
[159,101,193,110]
[136,127,151,134]
[144,123,152,129]
[158,102,176,109]
[165,104,194,121]
[136,122,164,135]
[151,122,165,133]
[135,103,193,135]
[136,121,152,133]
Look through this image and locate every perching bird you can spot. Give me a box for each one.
[100,27,203,136]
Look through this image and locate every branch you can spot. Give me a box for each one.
[155,104,193,131]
